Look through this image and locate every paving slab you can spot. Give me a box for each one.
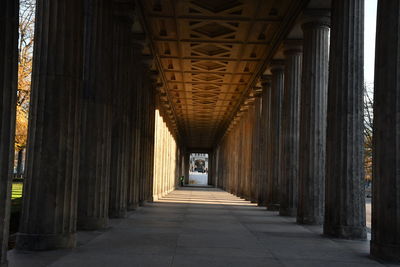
[8,187,386,267]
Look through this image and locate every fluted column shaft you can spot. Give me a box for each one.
[280,48,302,216]
[184,152,190,184]
[139,70,149,205]
[267,66,284,211]
[140,73,155,203]
[17,0,84,250]
[252,96,262,203]
[0,0,18,264]
[77,0,113,231]
[297,17,330,225]
[259,76,272,206]
[147,86,156,201]
[140,84,147,203]
[127,45,143,211]
[324,0,366,240]
[370,0,400,261]
[108,16,132,218]
[257,96,264,204]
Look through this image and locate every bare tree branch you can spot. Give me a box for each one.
[363,83,373,181]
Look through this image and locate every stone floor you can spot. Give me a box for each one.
[8,188,395,267]
[188,171,208,185]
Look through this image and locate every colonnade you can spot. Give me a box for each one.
[152,107,183,201]
[0,0,399,265]
[0,0,179,264]
[215,106,257,202]
[215,0,399,262]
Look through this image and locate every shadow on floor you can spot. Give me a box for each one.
[8,187,392,267]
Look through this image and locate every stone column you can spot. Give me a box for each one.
[297,12,330,225]
[324,0,366,239]
[77,0,113,231]
[144,72,156,202]
[138,64,151,205]
[128,48,145,210]
[0,0,18,264]
[251,95,262,203]
[255,95,263,203]
[208,153,213,185]
[184,152,190,184]
[17,0,84,250]
[280,42,302,217]
[370,0,400,261]
[108,16,131,218]
[127,44,143,211]
[267,62,284,211]
[259,75,272,206]
[139,83,147,204]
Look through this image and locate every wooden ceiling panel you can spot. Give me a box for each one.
[139,0,306,148]
[156,41,179,57]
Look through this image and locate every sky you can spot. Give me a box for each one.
[364,0,378,86]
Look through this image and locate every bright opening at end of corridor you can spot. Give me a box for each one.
[188,153,209,186]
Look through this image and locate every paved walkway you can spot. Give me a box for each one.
[8,188,393,267]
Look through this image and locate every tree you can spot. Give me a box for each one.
[363,83,373,182]
[15,0,35,176]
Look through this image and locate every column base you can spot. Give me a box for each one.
[371,241,400,263]
[77,217,108,231]
[297,215,323,225]
[257,200,266,207]
[127,203,139,211]
[16,232,76,251]
[1,260,8,267]
[267,203,280,211]
[324,224,367,240]
[279,207,297,217]
[109,209,127,219]
[139,200,147,207]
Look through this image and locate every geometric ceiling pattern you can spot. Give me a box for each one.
[139,0,306,149]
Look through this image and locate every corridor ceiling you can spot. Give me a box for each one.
[138,0,308,149]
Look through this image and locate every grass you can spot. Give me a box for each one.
[10,182,24,236]
[12,182,23,199]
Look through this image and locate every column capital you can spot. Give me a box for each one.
[270,60,285,73]
[141,55,154,69]
[252,85,263,97]
[113,0,135,21]
[149,70,159,80]
[155,82,164,91]
[260,74,272,88]
[149,70,160,87]
[283,39,303,56]
[131,34,146,47]
[301,9,331,29]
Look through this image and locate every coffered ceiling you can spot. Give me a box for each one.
[138,0,308,149]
